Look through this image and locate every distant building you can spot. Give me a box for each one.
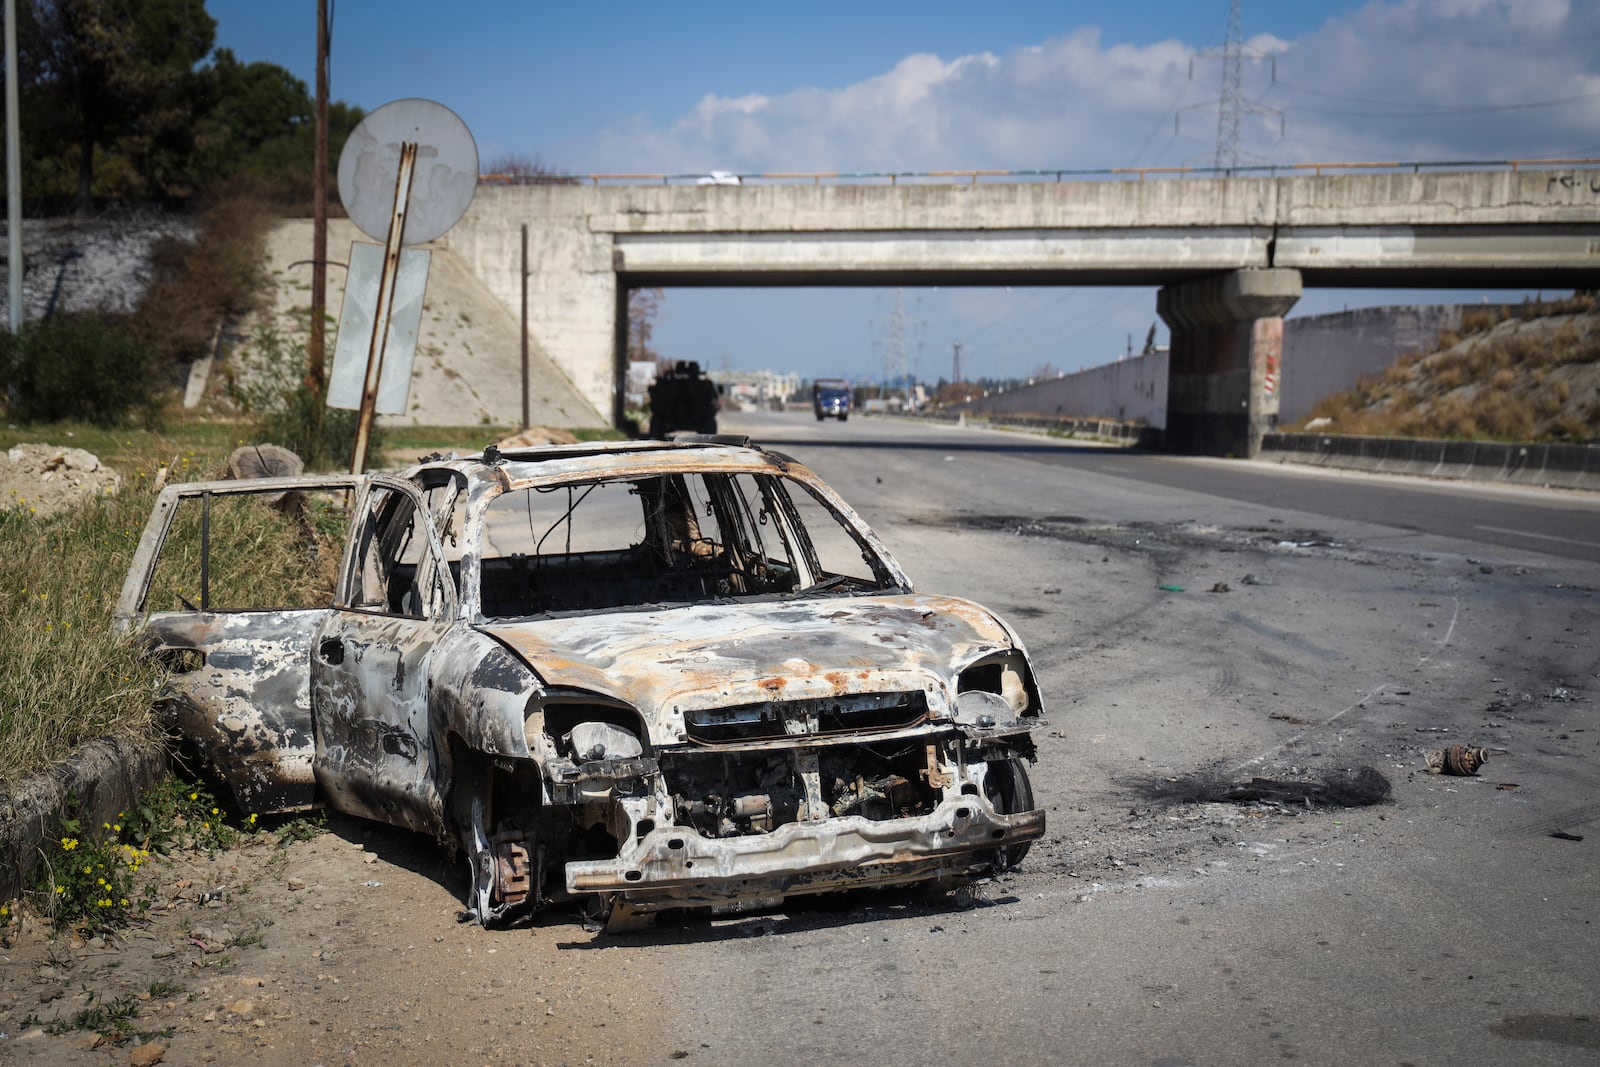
[708,369,800,411]
[625,361,657,409]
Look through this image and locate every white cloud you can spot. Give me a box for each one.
[569,1,1600,175]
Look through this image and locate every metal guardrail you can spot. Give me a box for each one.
[479,158,1600,188]
[1262,432,1600,490]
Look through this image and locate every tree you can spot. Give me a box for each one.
[19,0,216,209]
[627,288,665,364]
[483,152,575,184]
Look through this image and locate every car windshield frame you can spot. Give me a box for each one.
[450,463,906,621]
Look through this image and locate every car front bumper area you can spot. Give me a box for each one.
[565,795,1045,911]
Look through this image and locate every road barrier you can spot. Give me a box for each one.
[1262,433,1600,491]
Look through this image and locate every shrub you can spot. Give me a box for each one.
[228,327,377,470]
[0,315,159,426]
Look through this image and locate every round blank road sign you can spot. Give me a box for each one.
[338,98,479,246]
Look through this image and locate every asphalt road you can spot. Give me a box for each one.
[739,410,1600,564]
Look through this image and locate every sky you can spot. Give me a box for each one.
[208,0,1600,383]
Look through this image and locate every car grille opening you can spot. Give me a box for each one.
[684,691,929,743]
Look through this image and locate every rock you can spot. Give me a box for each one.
[227,443,304,482]
[287,877,306,891]
[129,1041,166,1066]
[1,444,122,517]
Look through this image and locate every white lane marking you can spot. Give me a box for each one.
[1429,596,1460,652]
[1231,684,1386,774]
[1475,525,1600,549]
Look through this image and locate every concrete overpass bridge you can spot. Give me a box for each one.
[441,166,1600,457]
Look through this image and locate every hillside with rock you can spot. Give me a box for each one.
[1293,297,1600,442]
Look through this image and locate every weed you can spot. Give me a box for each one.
[0,473,170,782]
[147,979,185,998]
[29,774,261,931]
[226,327,374,469]
[40,989,169,1045]
[1293,303,1600,442]
[275,810,328,847]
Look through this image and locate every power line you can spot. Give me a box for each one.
[1180,0,1283,172]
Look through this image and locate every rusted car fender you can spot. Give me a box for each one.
[429,632,545,762]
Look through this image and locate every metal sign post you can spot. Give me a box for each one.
[331,98,477,473]
[350,142,418,474]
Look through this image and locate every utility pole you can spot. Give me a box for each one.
[5,0,23,333]
[308,0,330,387]
[1214,0,1244,174]
[1179,0,1281,175]
[952,342,963,385]
[884,289,907,400]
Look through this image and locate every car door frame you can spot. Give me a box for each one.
[310,474,459,837]
[113,474,366,814]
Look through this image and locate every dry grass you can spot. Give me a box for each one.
[0,474,169,784]
[134,175,288,367]
[0,437,345,786]
[1296,298,1600,442]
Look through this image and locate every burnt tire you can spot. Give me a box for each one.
[983,757,1034,869]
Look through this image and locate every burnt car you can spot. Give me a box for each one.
[114,437,1045,928]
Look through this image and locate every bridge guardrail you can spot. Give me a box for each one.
[480,157,1600,188]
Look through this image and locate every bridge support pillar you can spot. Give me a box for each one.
[1157,268,1301,458]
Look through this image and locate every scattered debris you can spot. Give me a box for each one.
[1158,584,1185,593]
[1548,831,1584,842]
[1126,765,1392,809]
[1495,782,1520,791]
[1269,712,1315,726]
[1425,744,1488,776]
[1,444,122,517]
[1209,582,1231,593]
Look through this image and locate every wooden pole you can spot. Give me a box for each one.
[308,0,330,387]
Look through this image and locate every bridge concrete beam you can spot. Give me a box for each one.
[1158,269,1302,459]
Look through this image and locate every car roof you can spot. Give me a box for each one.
[405,435,803,486]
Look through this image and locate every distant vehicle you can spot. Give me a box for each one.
[648,361,721,438]
[813,379,851,421]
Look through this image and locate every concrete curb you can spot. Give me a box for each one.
[1262,433,1600,491]
[0,729,170,901]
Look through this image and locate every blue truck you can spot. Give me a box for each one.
[812,379,851,421]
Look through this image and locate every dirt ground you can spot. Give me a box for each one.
[0,821,666,1066]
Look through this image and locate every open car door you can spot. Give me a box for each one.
[114,476,363,814]
[310,476,458,837]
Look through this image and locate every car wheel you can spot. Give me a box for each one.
[983,757,1034,869]
[839,413,848,422]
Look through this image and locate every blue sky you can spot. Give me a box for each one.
[210,0,1600,382]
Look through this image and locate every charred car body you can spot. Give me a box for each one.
[114,437,1045,927]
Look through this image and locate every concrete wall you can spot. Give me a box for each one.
[964,303,1474,429]
[1279,305,1463,423]
[973,353,1170,424]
